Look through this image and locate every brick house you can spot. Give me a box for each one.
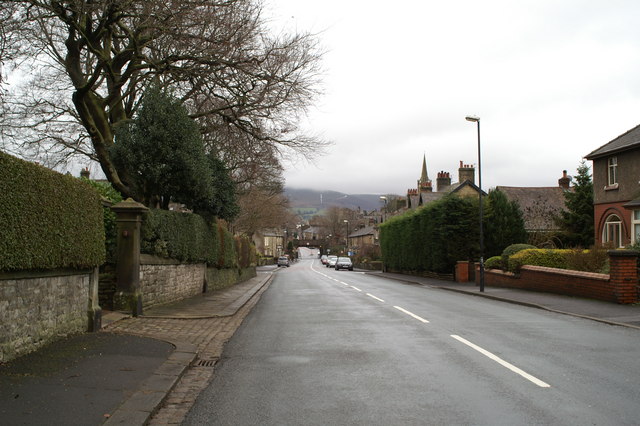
[585,123,640,247]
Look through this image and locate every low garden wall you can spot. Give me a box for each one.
[474,250,638,304]
[0,269,98,363]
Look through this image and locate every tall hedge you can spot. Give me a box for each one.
[140,209,245,269]
[0,152,105,271]
[379,195,478,273]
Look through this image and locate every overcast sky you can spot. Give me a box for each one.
[266,0,640,195]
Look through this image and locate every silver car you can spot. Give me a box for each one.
[335,257,353,271]
[326,255,338,268]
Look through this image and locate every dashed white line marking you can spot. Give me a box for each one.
[450,335,550,388]
[367,293,385,302]
[350,286,362,292]
[339,282,349,286]
[393,306,429,323]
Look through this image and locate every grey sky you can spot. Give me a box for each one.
[268,0,640,194]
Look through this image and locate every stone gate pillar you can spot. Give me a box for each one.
[111,198,148,316]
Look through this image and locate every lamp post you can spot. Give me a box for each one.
[343,219,349,252]
[465,115,484,292]
[379,196,387,223]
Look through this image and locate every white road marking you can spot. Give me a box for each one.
[450,335,551,388]
[393,306,429,323]
[367,293,385,302]
[339,281,349,286]
[350,286,362,292]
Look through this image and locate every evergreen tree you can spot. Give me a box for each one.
[484,189,528,257]
[557,161,594,247]
[111,87,213,209]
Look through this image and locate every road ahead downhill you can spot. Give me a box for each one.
[184,258,640,426]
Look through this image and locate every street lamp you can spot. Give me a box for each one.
[343,219,349,251]
[379,196,387,223]
[465,115,484,292]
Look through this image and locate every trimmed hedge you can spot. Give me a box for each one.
[380,195,478,273]
[141,209,251,269]
[0,152,105,271]
[507,249,570,272]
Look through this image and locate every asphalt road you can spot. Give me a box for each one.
[184,257,640,425]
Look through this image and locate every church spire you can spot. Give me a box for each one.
[420,154,429,184]
[418,154,433,193]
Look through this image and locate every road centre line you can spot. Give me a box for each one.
[339,281,349,286]
[350,286,362,292]
[367,293,384,302]
[450,335,551,388]
[393,306,429,323]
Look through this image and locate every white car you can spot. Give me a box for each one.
[326,255,338,268]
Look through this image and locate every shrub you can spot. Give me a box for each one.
[564,246,609,273]
[501,243,536,269]
[484,256,503,270]
[508,249,570,272]
[0,152,105,271]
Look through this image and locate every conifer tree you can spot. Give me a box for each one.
[557,161,594,247]
[484,189,528,257]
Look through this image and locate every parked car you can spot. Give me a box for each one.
[320,255,328,265]
[326,255,338,268]
[277,256,290,267]
[335,256,353,271]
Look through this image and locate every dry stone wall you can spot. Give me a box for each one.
[0,270,91,362]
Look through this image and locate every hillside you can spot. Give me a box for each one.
[285,187,392,215]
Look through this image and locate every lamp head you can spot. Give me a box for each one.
[465,115,480,122]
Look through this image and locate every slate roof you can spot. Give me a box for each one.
[497,186,569,231]
[349,226,376,238]
[585,123,640,159]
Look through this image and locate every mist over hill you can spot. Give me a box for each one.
[285,187,391,213]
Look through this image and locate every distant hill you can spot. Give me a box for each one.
[285,188,393,219]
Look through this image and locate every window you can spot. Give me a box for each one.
[633,210,640,245]
[608,157,618,186]
[603,214,622,248]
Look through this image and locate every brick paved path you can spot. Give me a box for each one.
[106,276,272,424]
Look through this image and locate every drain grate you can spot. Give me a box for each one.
[195,359,216,367]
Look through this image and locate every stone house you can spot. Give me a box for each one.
[253,229,285,257]
[406,156,484,209]
[586,123,640,247]
[347,226,378,250]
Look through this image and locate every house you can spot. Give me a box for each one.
[253,229,285,257]
[496,171,572,241]
[586,123,640,247]
[347,226,378,250]
[406,156,484,209]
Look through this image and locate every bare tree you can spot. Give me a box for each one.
[0,0,326,197]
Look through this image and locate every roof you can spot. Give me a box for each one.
[585,123,640,159]
[450,180,487,196]
[497,186,569,231]
[349,226,376,238]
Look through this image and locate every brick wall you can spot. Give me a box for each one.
[0,270,92,362]
[476,250,639,304]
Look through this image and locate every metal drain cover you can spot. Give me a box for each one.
[196,359,216,367]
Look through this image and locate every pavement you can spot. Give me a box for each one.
[2,263,640,425]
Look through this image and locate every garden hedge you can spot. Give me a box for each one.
[0,152,105,271]
[379,195,478,273]
[141,209,251,269]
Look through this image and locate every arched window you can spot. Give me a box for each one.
[603,214,622,248]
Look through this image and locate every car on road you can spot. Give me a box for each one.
[277,256,290,267]
[335,257,353,271]
[326,255,338,268]
[320,255,328,265]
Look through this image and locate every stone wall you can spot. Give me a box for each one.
[0,270,92,363]
[139,255,206,309]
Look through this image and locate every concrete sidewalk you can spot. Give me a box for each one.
[365,270,640,330]
[0,268,275,426]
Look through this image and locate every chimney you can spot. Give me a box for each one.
[458,160,475,184]
[558,170,571,189]
[436,171,452,192]
[80,167,90,179]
